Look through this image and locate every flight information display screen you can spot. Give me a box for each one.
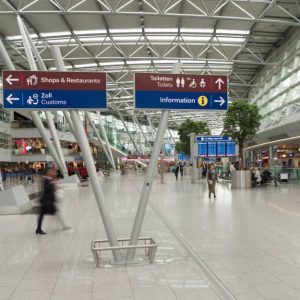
[197,136,236,157]
[207,142,217,157]
[217,142,226,156]
[198,142,207,157]
[226,142,236,156]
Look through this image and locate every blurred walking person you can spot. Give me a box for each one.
[0,169,4,191]
[207,164,217,198]
[179,162,184,177]
[174,164,179,180]
[36,169,68,234]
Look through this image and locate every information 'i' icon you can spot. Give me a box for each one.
[198,95,208,106]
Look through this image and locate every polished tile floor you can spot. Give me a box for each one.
[0,173,300,299]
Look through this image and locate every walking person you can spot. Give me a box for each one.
[230,162,236,178]
[174,164,179,180]
[207,164,217,198]
[0,169,4,191]
[201,165,207,180]
[36,169,68,235]
[179,162,184,177]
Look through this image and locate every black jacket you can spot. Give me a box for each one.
[40,177,57,215]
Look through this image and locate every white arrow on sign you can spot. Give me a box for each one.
[215,78,224,90]
[214,97,226,106]
[5,74,19,85]
[6,94,20,105]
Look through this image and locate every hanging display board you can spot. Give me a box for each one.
[2,70,107,110]
[134,73,228,110]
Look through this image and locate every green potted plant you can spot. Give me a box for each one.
[176,119,210,179]
[223,100,261,188]
[176,118,210,155]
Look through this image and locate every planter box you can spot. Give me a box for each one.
[231,170,252,189]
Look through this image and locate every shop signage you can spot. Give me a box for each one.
[134,73,228,110]
[2,71,107,110]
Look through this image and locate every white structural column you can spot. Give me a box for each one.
[50,46,78,139]
[87,113,115,168]
[126,62,182,260]
[116,108,141,156]
[13,18,66,175]
[132,114,152,151]
[50,46,121,261]
[18,16,68,176]
[70,111,122,261]
[96,111,116,170]
[190,133,198,184]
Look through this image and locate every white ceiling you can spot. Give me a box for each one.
[0,0,299,131]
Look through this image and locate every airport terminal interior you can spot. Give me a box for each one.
[1,0,300,299]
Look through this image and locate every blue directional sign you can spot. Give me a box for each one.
[134,73,228,110]
[2,71,107,110]
[196,136,231,142]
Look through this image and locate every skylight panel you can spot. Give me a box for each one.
[112,36,142,42]
[147,36,177,41]
[73,29,107,35]
[126,60,151,65]
[48,38,75,44]
[153,60,179,64]
[144,28,178,33]
[214,37,245,43]
[7,34,37,40]
[74,63,98,68]
[180,28,214,33]
[109,28,142,33]
[216,29,250,35]
[182,36,210,42]
[40,31,71,37]
[79,37,107,42]
[100,62,125,66]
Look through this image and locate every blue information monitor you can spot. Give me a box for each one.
[217,142,226,156]
[198,143,207,157]
[227,142,236,156]
[207,142,217,157]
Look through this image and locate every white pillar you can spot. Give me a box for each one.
[18,16,68,176]
[87,112,115,168]
[97,111,116,170]
[70,111,122,261]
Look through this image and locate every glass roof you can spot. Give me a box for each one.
[0,0,299,131]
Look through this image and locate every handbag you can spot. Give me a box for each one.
[208,180,213,185]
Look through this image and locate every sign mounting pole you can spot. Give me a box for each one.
[126,62,182,260]
[49,46,122,261]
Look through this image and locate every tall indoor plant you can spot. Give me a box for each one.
[223,100,261,169]
[176,118,210,155]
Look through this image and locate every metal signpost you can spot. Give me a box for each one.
[2,71,107,110]
[127,68,228,260]
[126,63,182,260]
[49,46,122,262]
[134,73,228,111]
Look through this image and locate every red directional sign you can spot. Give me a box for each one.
[135,74,227,93]
[134,73,228,110]
[3,70,107,110]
